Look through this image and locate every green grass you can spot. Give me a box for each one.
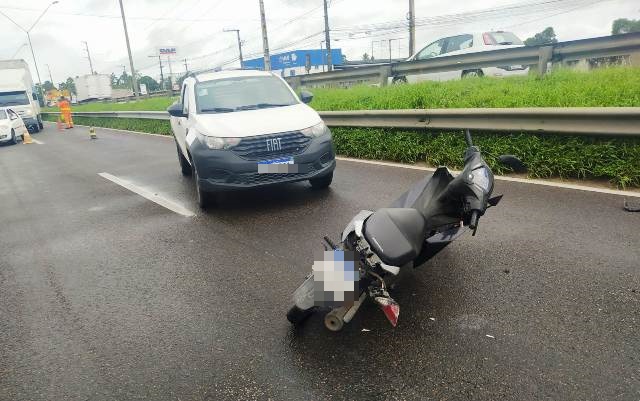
[44,67,640,112]
[310,67,640,110]
[41,114,172,135]
[43,96,177,112]
[42,114,640,188]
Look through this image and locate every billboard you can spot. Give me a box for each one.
[159,47,178,55]
[243,49,343,71]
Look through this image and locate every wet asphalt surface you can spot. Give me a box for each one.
[0,124,639,401]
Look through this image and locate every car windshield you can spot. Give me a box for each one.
[195,75,298,113]
[485,32,524,45]
[0,91,30,107]
[0,110,7,120]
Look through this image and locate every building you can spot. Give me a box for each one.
[243,49,344,77]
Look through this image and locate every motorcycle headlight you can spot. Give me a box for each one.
[470,166,492,192]
[301,121,331,138]
[200,133,241,150]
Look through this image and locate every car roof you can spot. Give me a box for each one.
[193,69,275,83]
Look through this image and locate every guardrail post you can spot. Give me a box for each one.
[537,46,554,76]
[378,66,392,87]
[289,76,302,91]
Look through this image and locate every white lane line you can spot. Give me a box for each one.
[98,172,196,217]
[31,139,44,144]
[336,156,640,198]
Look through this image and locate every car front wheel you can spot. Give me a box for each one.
[176,142,192,176]
[193,163,215,209]
[309,172,333,189]
[10,129,17,145]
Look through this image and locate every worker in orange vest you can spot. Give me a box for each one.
[58,97,74,129]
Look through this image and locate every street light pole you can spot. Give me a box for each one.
[323,0,332,71]
[0,1,58,104]
[118,0,139,99]
[45,64,54,85]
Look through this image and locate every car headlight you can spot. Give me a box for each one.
[301,122,331,138]
[22,110,33,117]
[199,132,241,150]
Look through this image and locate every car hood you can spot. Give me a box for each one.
[192,103,323,138]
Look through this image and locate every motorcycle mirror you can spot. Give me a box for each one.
[498,155,527,173]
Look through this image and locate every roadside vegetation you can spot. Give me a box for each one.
[45,67,640,112]
[42,114,640,188]
[41,67,640,188]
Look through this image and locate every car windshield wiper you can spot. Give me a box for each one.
[200,107,235,113]
[498,41,514,45]
[235,103,291,111]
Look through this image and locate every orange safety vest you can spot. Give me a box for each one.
[59,100,71,113]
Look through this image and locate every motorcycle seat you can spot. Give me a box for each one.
[364,208,427,267]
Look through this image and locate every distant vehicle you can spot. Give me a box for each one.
[0,108,28,146]
[75,74,112,103]
[168,69,336,208]
[391,31,530,84]
[0,59,43,133]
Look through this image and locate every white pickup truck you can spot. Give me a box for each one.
[0,59,43,133]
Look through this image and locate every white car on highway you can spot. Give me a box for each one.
[0,108,28,145]
[391,31,530,84]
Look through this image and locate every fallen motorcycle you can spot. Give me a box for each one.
[287,129,525,331]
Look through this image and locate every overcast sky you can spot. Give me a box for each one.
[1,0,638,85]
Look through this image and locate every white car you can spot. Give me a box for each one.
[168,69,336,208]
[0,108,28,145]
[391,31,529,84]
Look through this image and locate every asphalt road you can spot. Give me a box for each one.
[1,124,639,401]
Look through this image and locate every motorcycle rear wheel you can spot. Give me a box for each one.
[286,306,314,325]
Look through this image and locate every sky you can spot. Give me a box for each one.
[0,0,638,86]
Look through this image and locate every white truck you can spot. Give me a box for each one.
[0,59,43,133]
[75,74,112,103]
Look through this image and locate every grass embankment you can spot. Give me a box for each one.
[45,67,640,112]
[41,67,640,187]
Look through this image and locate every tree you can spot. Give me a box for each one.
[612,18,640,34]
[524,27,558,46]
[138,76,159,92]
[42,80,55,91]
[362,52,370,61]
[58,77,76,94]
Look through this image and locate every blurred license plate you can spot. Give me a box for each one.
[258,157,297,174]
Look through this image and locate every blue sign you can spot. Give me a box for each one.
[244,49,343,70]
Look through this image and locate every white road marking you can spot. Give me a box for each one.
[98,172,195,217]
[336,156,640,198]
[31,139,44,145]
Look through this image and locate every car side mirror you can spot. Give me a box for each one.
[498,155,527,173]
[167,103,187,118]
[300,90,314,104]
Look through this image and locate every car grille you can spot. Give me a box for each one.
[231,131,311,160]
[229,165,317,186]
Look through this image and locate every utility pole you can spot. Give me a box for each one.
[118,0,139,99]
[320,41,325,72]
[323,0,332,71]
[148,55,164,91]
[82,41,94,74]
[258,0,271,71]
[224,29,244,68]
[45,64,53,85]
[408,0,416,56]
[183,58,189,73]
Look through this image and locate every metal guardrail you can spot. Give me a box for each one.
[285,32,640,88]
[42,107,640,137]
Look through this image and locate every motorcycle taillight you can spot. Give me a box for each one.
[374,296,400,327]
